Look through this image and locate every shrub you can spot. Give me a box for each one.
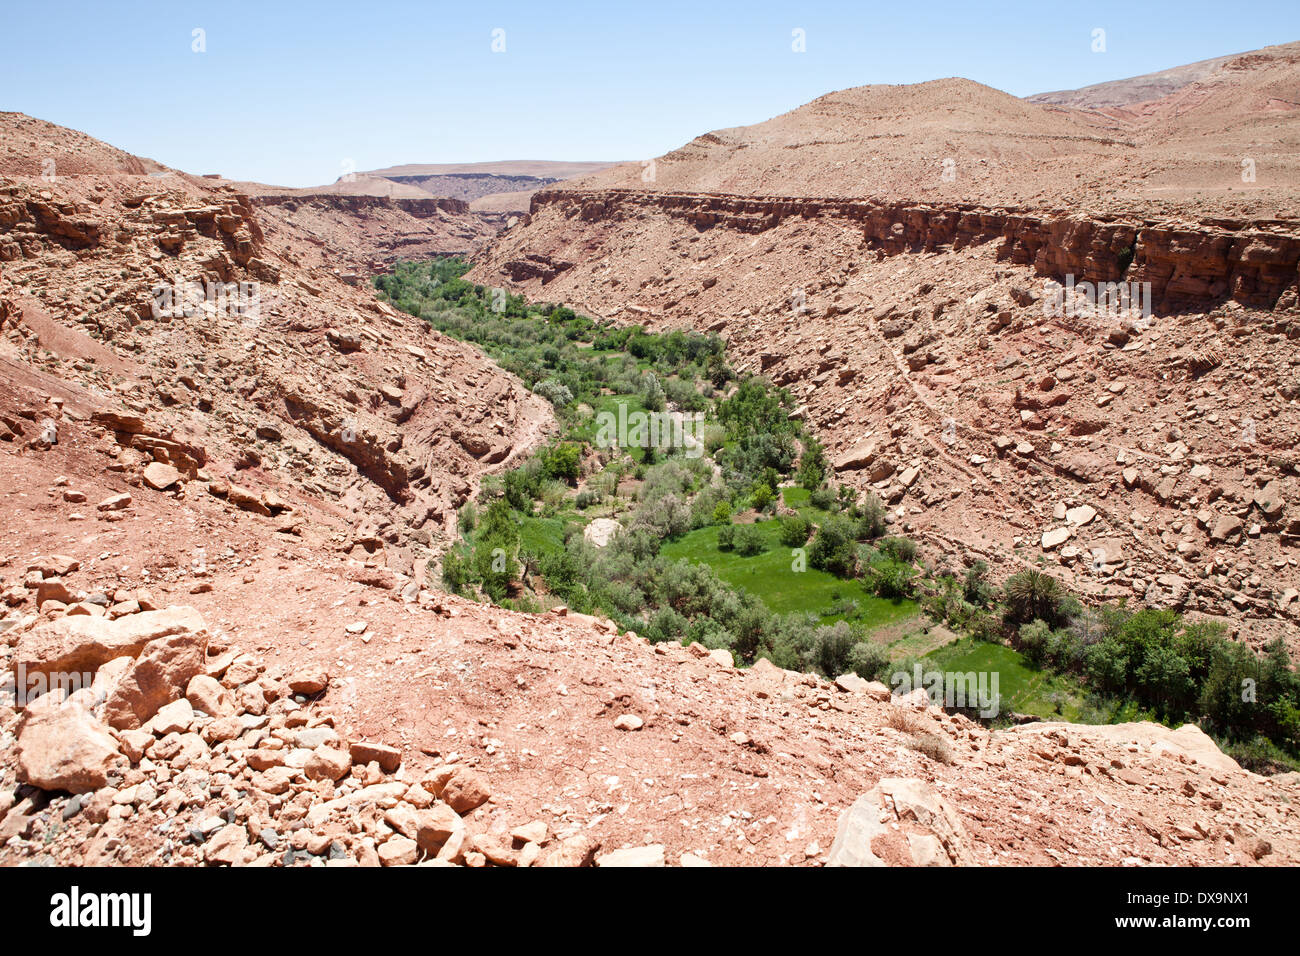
[907,733,955,765]
[962,560,994,607]
[878,536,918,564]
[641,371,666,412]
[1016,619,1052,666]
[808,515,858,577]
[717,523,736,551]
[533,378,574,408]
[779,513,811,547]
[796,438,828,490]
[751,483,774,512]
[854,493,887,539]
[711,500,732,525]
[848,641,889,681]
[542,443,582,484]
[869,558,915,599]
[440,548,471,594]
[733,523,766,556]
[809,487,836,511]
[457,501,477,534]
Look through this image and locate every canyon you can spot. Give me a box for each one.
[1,40,1299,869]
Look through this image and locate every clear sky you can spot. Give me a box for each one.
[3,0,1298,187]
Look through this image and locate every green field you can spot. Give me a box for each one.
[660,518,918,630]
[920,639,1094,720]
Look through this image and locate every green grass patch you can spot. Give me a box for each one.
[661,520,916,630]
[921,639,1090,721]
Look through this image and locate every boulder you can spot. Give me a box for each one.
[596,844,666,867]
[304,746,352,782]
[827,778,972,867]
[541,833,600,867]
[104,625,209,730]
[414,803,463,853]
[186,674,234,717]
[438,766,491,814]
[349,740,401,773]
[287,666,329,696]
[834,437,878,472]
[1041,527,1072,550]
[1211,514,1244,542]
[142,462,181,491]
[15,693,126,793]
[13,605,207,687]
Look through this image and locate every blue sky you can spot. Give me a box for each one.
[3,1,1297,186]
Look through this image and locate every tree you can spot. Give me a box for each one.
[797,438,828,490]
[641,371,666,412]
[733,524,766,556]
[854,493,887,539]
[779,513,811,547]
[808,515,857,577]
[1002,570,1068,628]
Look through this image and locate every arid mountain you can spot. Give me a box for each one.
[1029,40,1300,109]
[354,160,623,214]
[2,56,1299,872]
[471,42,1300,659]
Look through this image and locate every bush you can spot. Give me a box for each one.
[808,515,858,577]
[869,558,915,599]
[878,536,918,564]
[542,443,582,484]
[711,500,732,525]
[1016,619,1052,666]
[751,483,774,512]
[796,438,828,490]
[733,523,766,556]
[809,487,836,511]
[717,523,736,551]
[854,493,887,539]
[962,560,994,607]
[779,513,811,547]
[848,641,889,681]
[457,501,477,534]
[641,371,666,412]
[533,378,574,408]
[907,733,955,765]
[440,548,471,594]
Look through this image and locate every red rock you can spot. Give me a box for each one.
[439,766,491,814]
[15,693,126,793]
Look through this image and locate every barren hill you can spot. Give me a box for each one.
[1029,40,1300,109]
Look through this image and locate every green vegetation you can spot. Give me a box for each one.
[377,257,1300,772]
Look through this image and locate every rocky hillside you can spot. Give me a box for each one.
[470,44,1300,658]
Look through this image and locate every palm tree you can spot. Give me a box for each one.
[1003,569,1065,627]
